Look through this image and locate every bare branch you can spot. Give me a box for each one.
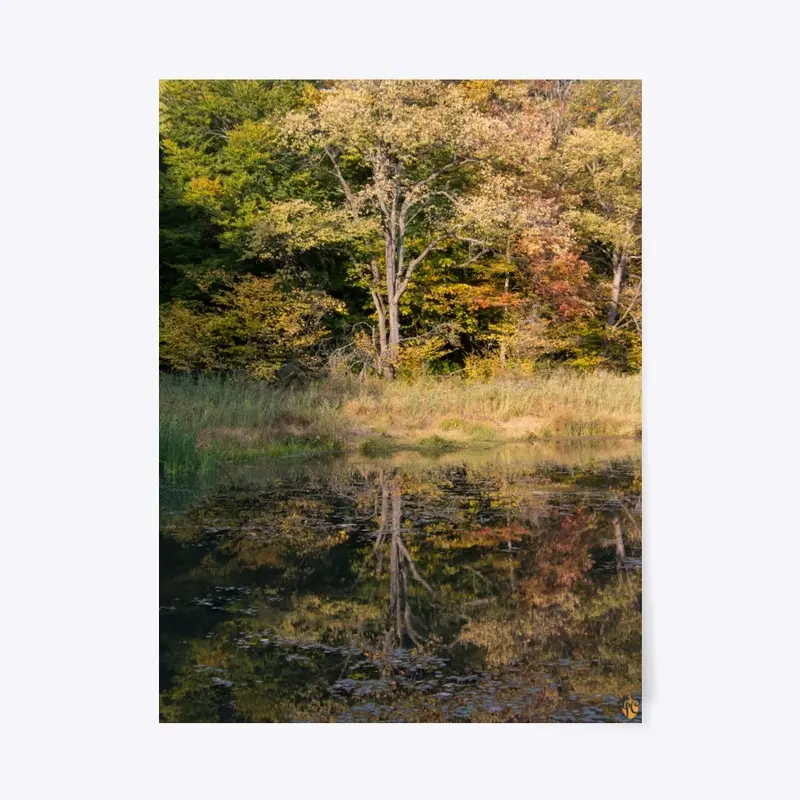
[369,258,381,283]
[397,539,433,592]
[399,156,478,217]
[395,233,492,300]
[323,145,359,219]
[612,277,642,331]
[452,246,491,271]
[370,148,391,219]
[370,287,386,317]
[394,235,449,297]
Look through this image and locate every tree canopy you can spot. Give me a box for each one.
[160,80,642,379]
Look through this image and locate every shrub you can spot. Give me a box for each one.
[159,275,345,379]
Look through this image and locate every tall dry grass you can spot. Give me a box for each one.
[160,370,641,473]
[342,371,641,437]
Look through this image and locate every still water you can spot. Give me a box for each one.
[160,441,642,722]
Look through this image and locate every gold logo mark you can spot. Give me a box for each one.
[621,696,640,720]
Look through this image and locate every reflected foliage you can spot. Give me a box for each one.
[160,445,641,722]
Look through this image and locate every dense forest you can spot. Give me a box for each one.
[159,80,641,381]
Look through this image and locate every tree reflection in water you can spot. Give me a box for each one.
[160,445,642,722]
[373,472,432,652]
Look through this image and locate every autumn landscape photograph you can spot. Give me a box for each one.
[159,79,642,723]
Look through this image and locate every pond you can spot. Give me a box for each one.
[160,440,642,722]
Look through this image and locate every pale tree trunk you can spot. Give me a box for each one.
[607,249,626,327]
[373,476,430,651]
[499,341,508,366]
[387,300,401,378]
[377,307,388,365]
[603,248,627,357]
[612,509,626,573]
[370,279,389,376]
[325,146,483,379]
[373,470,389,576]
[548,79,574,148]
[499,236,511,367]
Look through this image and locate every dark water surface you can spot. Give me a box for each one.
[160,441,642,722]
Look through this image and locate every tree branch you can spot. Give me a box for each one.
[323,145,359,219]
[611,277,642,331]
[370,287,386,318]
[395,235,449,297]
[399,157,478,217]
[397,539,433,592]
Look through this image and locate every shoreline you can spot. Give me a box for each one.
[160,426,642,476]
[160,371,641,475]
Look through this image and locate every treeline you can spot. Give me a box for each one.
[160,80,641,380]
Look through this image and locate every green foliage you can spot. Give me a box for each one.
[159,80,343,301]
[416,435,462,455]
[160,80,642,377]
[159,417,200,474]
[359,434,399,457]
[160,275,345,379]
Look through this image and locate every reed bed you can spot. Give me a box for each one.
[160,371,641,474]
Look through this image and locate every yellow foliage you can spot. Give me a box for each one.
[159,276,344,379]
[396,336,451,379]
[184,176,224,209]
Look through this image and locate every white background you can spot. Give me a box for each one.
[1,1,798,797]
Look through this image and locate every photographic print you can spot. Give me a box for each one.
[159,80,642,723]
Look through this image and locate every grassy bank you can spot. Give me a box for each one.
[160,371,641,474]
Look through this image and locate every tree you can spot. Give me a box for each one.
[280,81,517,377]
[159,275,344,379]
[560,128,641,337]
[551,82,641,359]
[158,80,644,376]
[454,171,593,367]
[159,80,321,301]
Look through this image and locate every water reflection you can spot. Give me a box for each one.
[160,443,642,722]
[373,472,432,652]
